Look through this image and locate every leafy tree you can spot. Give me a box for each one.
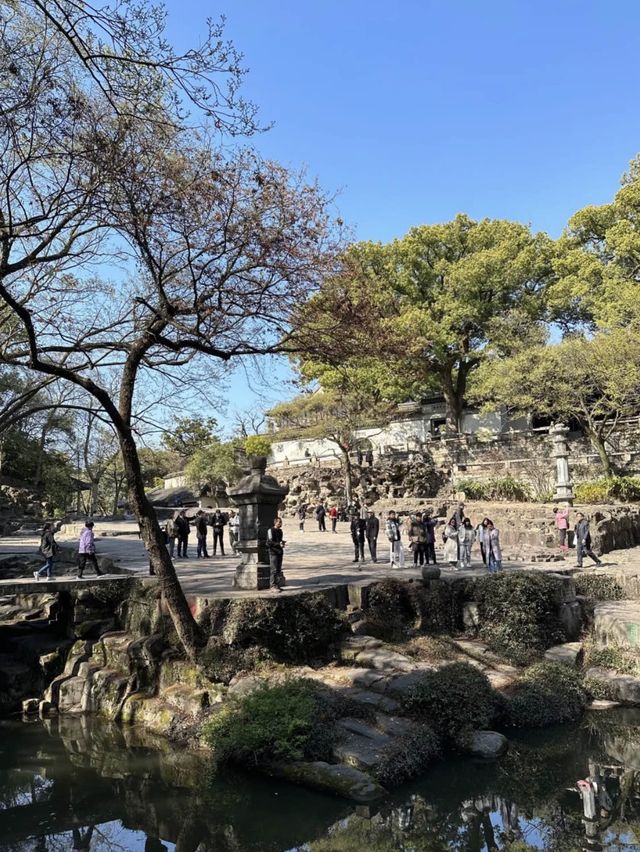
[243,435,272,458]
[162,417,220,460]
[184,440,240,492]
[472,328,640,475]
[296,216,553,431]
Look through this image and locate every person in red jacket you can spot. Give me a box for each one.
[553,506,570,552]
[329,505,338,533]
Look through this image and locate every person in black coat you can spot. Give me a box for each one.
[174,510,190,558]
[350,515,366,562]
[192,510,209,558]
[210,509,227,556]
[365,510,379,563]
[574,513,602,567]
[266,517,286,590]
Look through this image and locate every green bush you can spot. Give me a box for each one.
[575,475,640,504]
[203,678,338,766]
[373,724,441,787]
[220,594,346,663]
[244,435,272,458]
[573,573,626,601]
[503,662,587,728]
[473,573,565,665]
[199,639,272,684]
[363,579,464,640]
[456,475,531,502]
[403,662,496,746]
[583,640,639,676]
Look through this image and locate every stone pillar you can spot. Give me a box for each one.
[550,423,574,504]
[228,456,289,590]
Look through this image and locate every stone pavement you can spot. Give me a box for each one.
[1,518,639,601]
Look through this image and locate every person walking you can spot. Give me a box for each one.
[460,517,475,569]
[409,512,427,566]
[266,517,286,591]
[77,520,104,577]
[443,516,460,569]
[350,515,365,563]
[228,511,240,552]
[316,502,326,532]
[329,504,338,533]
[165,515,177,558]
[574,512,602,568]
[210,509,227,556]
[553,506,570,552]
[385,510,404,568]
[34,522,58,581]
[192,510,209,558]
[175,509,190,558]
[366,509,379,563]
[486,520,503,573]
[297,503,307,532]
[475,517,490,566]
[423,512,440,565]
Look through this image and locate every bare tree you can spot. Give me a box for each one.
[0,2,342,658]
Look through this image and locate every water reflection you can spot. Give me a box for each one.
[0,710,639,851]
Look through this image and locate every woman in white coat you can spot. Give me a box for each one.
[486,520,502,572]
[443,516,460,568]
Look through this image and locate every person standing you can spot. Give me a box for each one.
[365,448,374,467]
[165,515,177,558]
[356,448,363,466]
[211,509,227,556]
[574,512,602,568]
[460,517,475,569]
[350,515,365,563]
[175,510,190,558]
[297,503,307,532]
[266,517,286,591]
[329,504,338,533]
[77,520,104,577]
[192,510,209,558]
[443,516,460,569]
[486,520,503,573]
[475,517,490,566]
[454,502,465,528]
[228,510,240,552]
[553,506,570,552]
[385,510,404,568]
[366,509,379,563]
[409,512,427,566]
[316,502,326,532]
[34,522,57,581]
[423,512,440,565]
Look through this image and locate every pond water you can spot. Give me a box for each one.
[0,710,639,851]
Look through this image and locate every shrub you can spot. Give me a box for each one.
[583,640,639,676]
[473,573,565,665]
[203,678,338,766]
[575,475,640,504]
[574,574,625,601]
[456,475,531,502]
[199,639,273,684]
[244,435,272,458]
[220,594,346,663]
[503,662,587,728]
[363,579,421,641]
[403,662,496,746]
[373,724,441,787]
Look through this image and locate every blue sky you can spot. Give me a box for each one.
[163,0,640,425]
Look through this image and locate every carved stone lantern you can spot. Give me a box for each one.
[550,422,575,505]
[228,456,289,590]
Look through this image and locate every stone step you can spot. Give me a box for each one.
[594,601,640,651]
[333,729,395,772]
[586,667,640,706]
[336,717,393,744]
[339,636,384,661]
[352,648,415,673]
[544,642,583,666]
[348,689,399,714]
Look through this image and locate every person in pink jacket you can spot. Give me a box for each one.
[553,506,570,552]
[77,521,104,578]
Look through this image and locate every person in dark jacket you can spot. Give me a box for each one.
[365,449,374,467]
[409,512,427,566]
[192,510,209,558]
[365,509,379,563]
[34,523,57,580]
[210,509,227,556]
[423,512,441,565]
[315,503,326,532]
[350,515,366,562]
[174,510,190,558]
[266,517,286,591]
[574,513,602,568]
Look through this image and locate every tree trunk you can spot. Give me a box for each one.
[338,444,353,503]
[118,431,202,660]
[440,373,464,433]
[586,427,615,476]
